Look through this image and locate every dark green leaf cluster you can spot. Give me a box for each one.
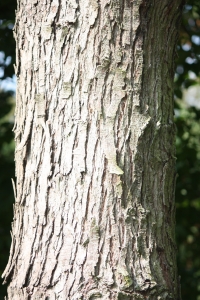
[0,0,16,79]
[175,0,200,98]
[0,91,14,299]
[175,102,200,300]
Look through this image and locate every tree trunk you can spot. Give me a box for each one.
[3,0,183,299]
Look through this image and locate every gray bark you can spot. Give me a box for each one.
[3,0,183,299]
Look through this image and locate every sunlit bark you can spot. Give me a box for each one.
[3,0,183,299]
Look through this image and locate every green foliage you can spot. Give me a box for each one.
[0,0,16,298]
[0,0,16,79]
[174,2,200,299]
[175,102,200,300]
[175,0,200,96]
[0,90,15,299]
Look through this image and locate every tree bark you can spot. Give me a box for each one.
[3,0,183,299]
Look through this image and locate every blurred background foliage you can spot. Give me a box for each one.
[175,1,200,299]
[0,0,16,298]
[0,0,200,299]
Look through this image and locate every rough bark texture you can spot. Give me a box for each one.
[3,0,183,299]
